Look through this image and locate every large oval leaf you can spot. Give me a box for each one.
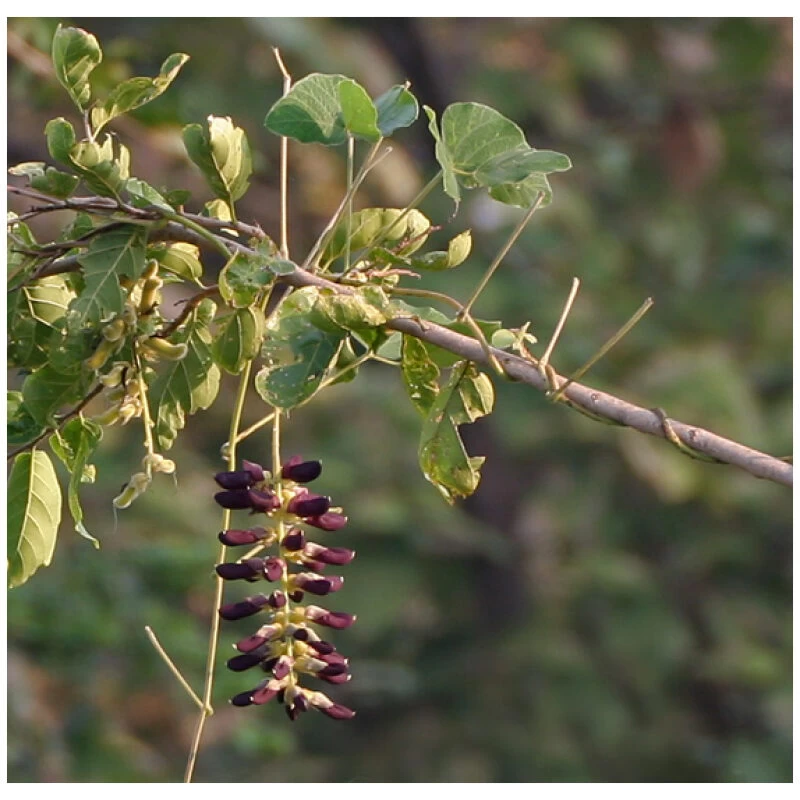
[8,450,62,588]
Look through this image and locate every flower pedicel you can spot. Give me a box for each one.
[214,456,356,721]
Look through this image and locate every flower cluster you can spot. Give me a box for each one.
[214,456,356,721]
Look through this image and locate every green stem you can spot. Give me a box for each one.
[161,210,232,259]
[183,358,254,784]
[459,192,545,319]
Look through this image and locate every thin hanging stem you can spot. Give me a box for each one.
[272,47,292,259]
[145,626,206,712]
[549,297,654,401]
[459,192,545,319]
[345,135,355,271]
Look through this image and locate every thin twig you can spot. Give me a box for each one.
[144,626,208,712]
[539,277,581,373]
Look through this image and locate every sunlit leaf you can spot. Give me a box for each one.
[149,241,203,282]
[212,306,265,374]
[409,229,472,270]
[125,178,174,211]
[339,79,381,141]
[7,450,62,588]
[219,251,274,307]
[51,25,102,111]
[418,362,495,503]
[401,335,440,417]
[424,106,460,206]
[8,162,80,198]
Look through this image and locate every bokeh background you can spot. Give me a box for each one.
[6,18,792,782]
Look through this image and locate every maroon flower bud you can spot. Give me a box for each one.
[292,627,310,641]
[318,651,347,666]
[215,470,256,491]
[218,527,270,546]
[235,624,281,652]
[242,460,265,483]
[230,691,255,707]
[287,492,331,518]
[248,489,281,513]
[292,573,344,596]
[320,702,356,720]
[308,640,336,656]
[289,590,305,602]
[319,670,351,685]
[227,651,266,672]
[215,559,263,581]
[281,456,322,484]
[215,489,255,509]
[252,683,280,705]
[305,512,348,531]
[305,605,357,629]
[319,662,348,678]
[267,590,287,608]
[281,528,305,551]
[263,557,285,582]
[303,543,356,565]
[218,594,269,621]
[272,655,293,680]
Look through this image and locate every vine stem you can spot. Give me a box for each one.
[459,192,545,319]
[144,626,206,712]
[183,359,254,783]
[539,277,581,373]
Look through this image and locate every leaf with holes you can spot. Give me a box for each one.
[401,336,441,417]
[255,287,345,409]
[418,362,495,503]
[8,450,62,588]
[212,307,266,374]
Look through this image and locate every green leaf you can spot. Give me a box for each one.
[125,178,174,211]
[7,391,47,448]
[21,365,91,426]
[7,450,62,588]
[212,306,266,374]
[489,172,554,208]
[183,116,252,207]
[45,118,78,164]
[410,229,472,271]
[375,84,419,136]
[49,418,102,548]
[265,73,348,145]
[149,242,203,283]
[401,336,440,417]
[51,25,102,111]
[219,251,273,307]
[9,162,80,198]
[474,147,572,185]
[418,362,495,503]
[72,224,147,326]
[91,52,190,133]
[338,79,381,141]
[150,299,221,449]
[424,105,460,206]
[255,287,345,409]
[313,286,391,332]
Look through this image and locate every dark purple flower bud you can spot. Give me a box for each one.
[215,559,263,581]
[287,492,331,518]
[230,691,255,707]
[252,684,280,705]
[218,527,270,546]
[235,624,281,652]
[218,594,269,621]
[292,627,310,641]
[215,489,255,510]
[294,694,309,712]
[318,651,347,666]
[227,651,266,672]
[319,662,348,678]
[267,590,287,608]
[305,605,357,629]
[319,702,356,720]
[286,704,301,721]
[303,543,356,565]
[261,657,278,673]
[282,456,322,484]
[242,460,265,483]
[281,528,305,551]
[289,590,305,602]
[248,489,281,513]
[272,655,293,680]
[263,557,285,582]
[292,573,344,596]
[306,512,348,531]
[215,470,255,491]
[308,640,335,656]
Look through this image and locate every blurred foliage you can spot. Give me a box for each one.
[7,17,791,782]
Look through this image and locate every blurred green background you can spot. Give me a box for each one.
[7,18,792,782]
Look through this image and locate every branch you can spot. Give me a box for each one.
[9,194,791,486]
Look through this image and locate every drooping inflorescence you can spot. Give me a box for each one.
[214,456,356,721]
